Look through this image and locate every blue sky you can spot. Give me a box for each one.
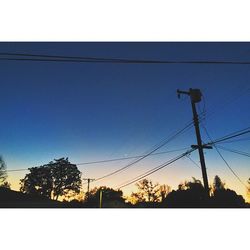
[0,42,249,199]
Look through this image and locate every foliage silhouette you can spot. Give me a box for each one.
[0,156,7,185]
[0,163,248,207]
[63,190,84,202]
[212,175,225,192]
[20,158,82,201]
[162,176,246,208]
[84,186,127,208]
[0,181,11,189]
[163,177,208,208]
[159,184,171,201]
[131,179,161,203]
[0,187,64,208]
[210,176,245,207]
[248,178,250,198]
[211,188,245,207]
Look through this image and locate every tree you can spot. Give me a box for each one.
[20,158,82,201]
[63,190,84,202]
[213,175,225,192]
[247,178,250,199]
[86,186,126,208]
[131,179,160,203]
[209,175,245,207]
[0,156,7,185]
[163,177,208,208]
[211,188,245,207]
[185,177,203,190]
[177,178,203,191]
[159,184,171,201]
[0,181,11,189]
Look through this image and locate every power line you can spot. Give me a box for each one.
[116,149,195,189]
[82,117,202,185]
[200,84,250,123]
[7,125,250,174]
[205,126,250,146]
[185,155,201,169]
[216,145,250,158]
[91,121,194,183]
[213,147,248,189]
[77,147,190,165]
[3,52,250,64]
[214,137,250,144]
[117,149,199,188]
[7,121,194,186]
[6,147,190,173]
[0,52,127,62]
[117,149,195,189]
[202,124,248,189]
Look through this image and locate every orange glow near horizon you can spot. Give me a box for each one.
[7,160,250,203]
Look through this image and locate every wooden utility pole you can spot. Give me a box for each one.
[177,88,211,197]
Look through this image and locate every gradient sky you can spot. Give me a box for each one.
[0,42,249,200]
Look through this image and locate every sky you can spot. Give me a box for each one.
[0,42,249,200]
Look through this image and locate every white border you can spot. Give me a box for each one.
[0,0,250,41]
[1,1,250,250]
[1,209,249,250]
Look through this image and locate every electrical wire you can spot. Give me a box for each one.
[205,126,250,146]
[213,147,248,189]
[202,124,248,189]
[201,84,250,123]
[185,155,201,169]
[77,147,190,165]
[91,121,194,183]
[214,137,250,144]
[216,145,250,158]
[116,148,195,189]
[3,52,250,64]
[6,147,190,173]
[81,116,204,185]
[7,122,193,188]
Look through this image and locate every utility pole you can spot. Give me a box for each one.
[99,189,103,208]
[83,178,95,200]
[177,88,212,197]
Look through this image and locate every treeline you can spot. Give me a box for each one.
[67,176,249,208]
[0,157,249,208]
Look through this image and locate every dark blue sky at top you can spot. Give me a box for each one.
[0,42,250,170]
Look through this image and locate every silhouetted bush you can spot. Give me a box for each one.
[0,187,64,208]
[211,188,246,207]
[83,186,127,208]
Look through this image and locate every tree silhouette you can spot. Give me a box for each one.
[159,184,171,201]
[1,181,11,189]
[163,177,208,207]
[131,179,160,203]
[185,177,203,189]
[247,178,250,199]
[85,186,126,208]
[63,190,84,202]
[209,175,245,207]
[162,176,246,208]
[212,175,225,192]
[20,158,82,201]
[211,188,245,207]
[0,156,7,185]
